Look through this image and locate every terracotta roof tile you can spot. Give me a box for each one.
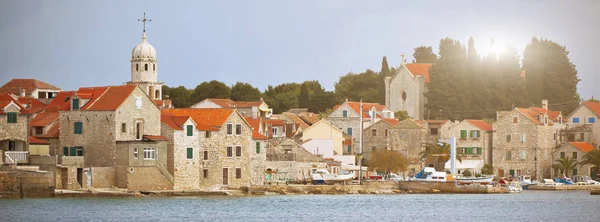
[207,98,265,108]
[569,142,595,153]
[265,119,285,126]
[161,114,184,130]
[382,118,399,125]
[29,136,49,145]
[282,112,310,129]
[17,97,47,114]
[405,63,432,83]
[143,135,169,141]
[31,110,59,127]
[82,85,137,111]
[0,94,27,114]
[47,91,75,110]
[516,107,562,125]
[161,108,235,131]
[0,79,61,96]
[154,100,164,106]
[584,101,600,117]
[465,119,493,132]
[339,101,387,118]
[37,122,59,138]
[298,114,320,125]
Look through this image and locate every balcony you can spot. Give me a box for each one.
[59,156,84,167]
[4,151,29,164]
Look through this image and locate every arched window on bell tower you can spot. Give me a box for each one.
[153,64,156,71]
[145,64,148,71]
[136,64,139,71]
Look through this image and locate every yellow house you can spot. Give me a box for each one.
[301,119,347,156]
[29,136,49,155]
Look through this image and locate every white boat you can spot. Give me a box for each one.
[516,175,537,189]
[507,182,523,193]
[311,169,354,185]
[572,175,600,185]
[455,176,493,185]
[413,167,447,182]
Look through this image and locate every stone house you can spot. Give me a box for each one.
[0,78,61,100]
[384,61,432,120]
[326,99,393,153]
[388,119,426,174]
[244,116,268,185]
[160,115,201,190]
[58,84,170,190]
[280,112,311,138]
[190,98,273,118]
[362,118,399,163]
[265,118,286,139]
[161,108,254,190]
[442,119,493,174]
[492,101,566,179]
[420,120,455,143]
[565,101,600,146]
[553,142,596,177]
[0,94,31,165]
[265,139,327,183]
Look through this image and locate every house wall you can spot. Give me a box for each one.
[250,140,267,185]
[326,103,374,153]
[0,107,29,144]
[301,121,344,155]
[302,139,335,158]
[115,86,161,141]
[553,144,593,177]
[265,161,327,182]
[384,66,426,120]
[59,110,116,167]
[115,141,171,190]
[445,121,492,165]
[568,106,599,145]
[362,121,391,162]
[171,119,201,190]
[388,122,425,173]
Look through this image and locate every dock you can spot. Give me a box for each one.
[529,185,600,191]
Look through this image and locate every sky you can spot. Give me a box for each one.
[0,0,598,100]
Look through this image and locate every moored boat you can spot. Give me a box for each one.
[516,175,536,190]
[311,169,354,185]
[412,167,447,182]
[455,176,493,185]
[507,182,523,193]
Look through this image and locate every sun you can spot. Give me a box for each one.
[489,44,505,54]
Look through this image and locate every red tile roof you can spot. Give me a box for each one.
[244,116,268,140]
[335,101,387,118]
[161,108,235,131]
[153,100,164,106]
[382,118,399,125]
[516,107,562,125]
[161,114,184,130]
[282,112,310,129]
[465,119,493,132]
[405,63,432,83]
[82,85,137,111]
[569,142,595,153]
[38,122,60,138]
[17,97,47,114]
[29,136,49,145]
[584,101,600,117]
[207,98,265,108]
[143,135,169,141]
[265,119,285,126]
[0,79,61,96]
[47,91,75,110]
[0,94,27,114]
[31,110,59,127]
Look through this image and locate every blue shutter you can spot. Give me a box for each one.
[74,122,83,134]
[347,128,352,135]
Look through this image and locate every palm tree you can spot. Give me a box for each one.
[581,148,600,179]
[419,140,462,171]
[555,156,579,178]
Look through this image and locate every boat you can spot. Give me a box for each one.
[572,175,600,185]
[554,177,573,185]
[516,175,536,190]
[310,169,354,185]
[507,182,523,193]
[455,176,493,185]
[412,167,447,182]
[540,179,563,186]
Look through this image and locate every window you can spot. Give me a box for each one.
[64,146,84,156]
[203,169,208,178]
[187,125,193,136]
[573,152,577,160]
[580,133,585,141]
[371,129,377,136]
[256,142,261,154]
[7,112,17,123]
[572,117,580,124]
[74,122,83,134]
[347,145,351,154]
[35,127,43,135]
[72,98,79,110]
[153,64,156,71]
[134,148,138,159]
[470,130,480,139]
[227,124,233,135]
[63,147,68,156]
[572,168,578,176]
[544,116,548,125]
[560,152,565,158]
[136,122,143,140]
[143,148,156,160]
[205,131,211,138]
[236,124,242,135]
[506,135,511,143]
[347,128,352,136]
[460,130,467,139]
[430,128,438,135]
[588,117,596,124]
[144,64,148,71]
[509,169,515,177]
[227,146,233,157]
[385,129,388,137]
[136,64,139,71]
[121,123,127,133]
[554,132,557,141]
[342,110,348,117]
[235,146,242,157]
[236,168,241,179]
[520,134,526,143]
[272,127,278,136]
[505,151,512,160]
[513,117,519,123]
[519,151,526,160]
[135,97,142,109]
[558,116,563,125]
[186,148,193,159]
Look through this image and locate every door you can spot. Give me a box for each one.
[498,169,504,177]
[76,168,83,187]
[222,168,229,185]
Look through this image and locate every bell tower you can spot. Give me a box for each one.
[128,12,162,100]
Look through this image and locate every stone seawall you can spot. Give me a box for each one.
[398,181,508,194]
[0,169,55,198]
[250,181,401,195]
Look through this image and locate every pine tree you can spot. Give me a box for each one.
[299,82,309,108]
[380,56,391,76]
[413,46,438,63]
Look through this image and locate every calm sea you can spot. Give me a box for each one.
[0,190,597,222]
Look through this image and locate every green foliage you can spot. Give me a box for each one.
[318,108,333,119]
[334,70,380,103]
[481,164,494,175]
[263,83,301,114]
[419,140,462,171]
[231,82,261,101]
[555,156,579,177]
[189,80,231,105]
[581,148,600,170]
[367,149,408,176]
[380,56,391,77]
[310,91,339,113]
[394,110,410,121]
[162,85,192,108]
[413,46,437,63]
[298,82,310,108]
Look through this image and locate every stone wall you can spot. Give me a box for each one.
[59,110,116,167]
[125,166,173,191]
[554,143,593,177]
[388,120,425,172]
[250,140,267,185]
[0,106,29,143]
[114,86,161,141]
[265,161,327,182]
[91,167,115,188]
[115,141,169,189]
[0,169,55,198]
[362,120,392,162]
[445,120,492,165]
[170,119,200,190]
[385,66,426,119]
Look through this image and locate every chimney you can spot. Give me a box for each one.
[542,100,548,110]
[20,88,26,97]
[260,97,263,102]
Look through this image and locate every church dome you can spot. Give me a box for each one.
[132,32,156,59]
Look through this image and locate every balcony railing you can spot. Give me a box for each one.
[4,151,29,164]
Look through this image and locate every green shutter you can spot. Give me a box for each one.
[7,112,17,123]
[460,130,467,139]
[343,110,348,117]
[347,128,352,135]
[477,147,482,154]
[72,99,79,110]
[70,147,77,156]
[187,148,193,159]
[256,142,260,154]
[187,125,193,136]
[63,147,69,156]
[74,122,82,134]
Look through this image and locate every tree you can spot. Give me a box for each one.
[581,148,600,179]
[189,80,231,105]
[380,56,391,77]
[413,46,437,63]
[523,38,580,114]
[310,91,339,113]
[367,149,408,179]
[162,85,192,108]
[262,83,301,113]
[231,82,261,101]
[481,164,493,175]
[394,110,410,121]
[555,156,579,178]
[419,140,462,171]
[298,82,309,108]
[334,69,380,103]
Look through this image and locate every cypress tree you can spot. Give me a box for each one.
[380,56,391,77]
[413,46,438,63]
[299,82,309,108]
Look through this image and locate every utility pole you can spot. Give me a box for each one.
[359,99,363,185]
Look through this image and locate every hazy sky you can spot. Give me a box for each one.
[0,1,598,100]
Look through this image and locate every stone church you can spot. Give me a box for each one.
[384,58,432,120]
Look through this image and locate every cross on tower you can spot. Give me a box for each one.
[137,12,152,33]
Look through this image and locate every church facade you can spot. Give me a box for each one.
[384,62,432,120]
